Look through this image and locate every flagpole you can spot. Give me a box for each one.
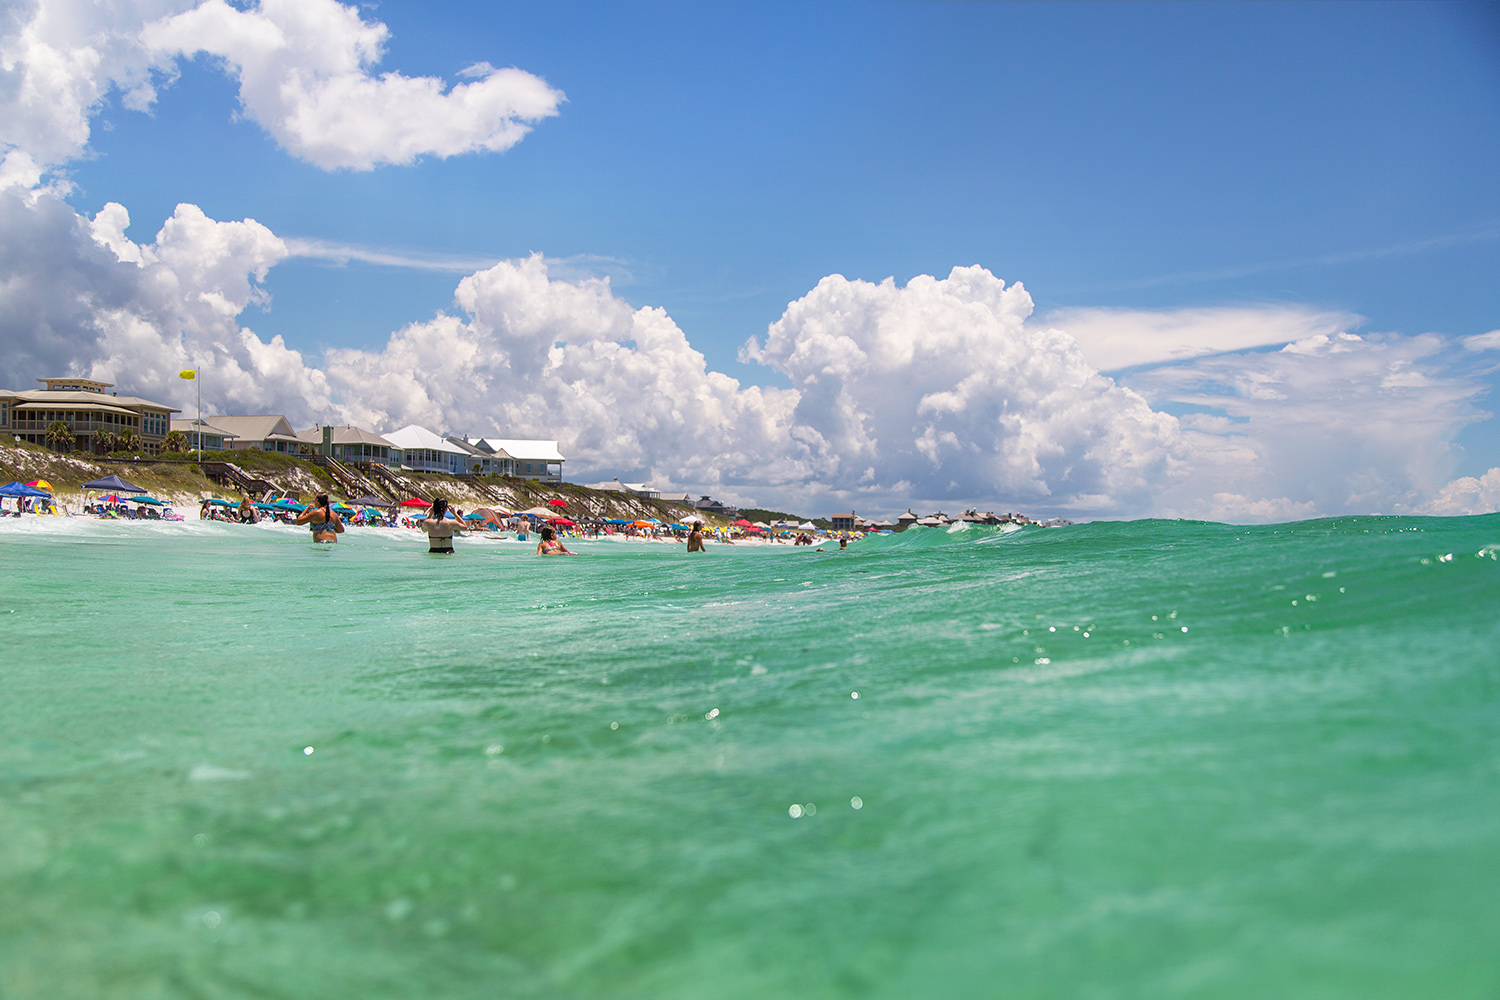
[196,370,202,466]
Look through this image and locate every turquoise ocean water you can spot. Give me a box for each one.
[1,515,1498,998]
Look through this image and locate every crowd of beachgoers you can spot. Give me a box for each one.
[1,477,845,548]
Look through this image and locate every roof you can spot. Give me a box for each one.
[475,439,564,462]
[170,418,239,438]
[38,377,112,391]
[585,479,629,491]
[204,415,299,441]
[0,388,178,412]
[15,400,136,416]
[383,424,471,456]
[297,425,396,447]
[831,512,856,518]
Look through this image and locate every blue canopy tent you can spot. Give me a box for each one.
[81,474,146,494]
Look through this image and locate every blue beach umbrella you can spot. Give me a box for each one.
[0,481,52,498]
[128,495,165,506]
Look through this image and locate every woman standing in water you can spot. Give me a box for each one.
[420,497,459,554]
[294,493,344,542]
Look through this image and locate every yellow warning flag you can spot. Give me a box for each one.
[179,370,196,380]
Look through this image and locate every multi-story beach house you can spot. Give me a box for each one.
[0,377,178,455]
[471,438,565,481]
[296,425,397,468]
[385,424,479,475]
[203,415,305,454]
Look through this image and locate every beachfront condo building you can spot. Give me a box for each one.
[0,377,178,455]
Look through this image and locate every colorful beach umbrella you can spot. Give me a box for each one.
[25,480,53,492]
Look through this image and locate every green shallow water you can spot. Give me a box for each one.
[2,515,1498,998]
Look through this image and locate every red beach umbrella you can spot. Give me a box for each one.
[547,498,568,507]
[548,517,576,526]
[732,518,755,528]
[399,498,431,508]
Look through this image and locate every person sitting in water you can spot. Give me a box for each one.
[420,497,458,553]
[687,524,707,553]
[294,492,345,542]
[535,526,575,556]
[237,495,258,524]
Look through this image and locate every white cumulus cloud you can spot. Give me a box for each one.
[743,267,1184,513]
[1421,468,1500,516]
[0,0,561,175]
[0,187,331,420]
[139,0,564,170]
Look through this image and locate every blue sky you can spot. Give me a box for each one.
[5,0,1500,518]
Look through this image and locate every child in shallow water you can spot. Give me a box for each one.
[535,526,576,556]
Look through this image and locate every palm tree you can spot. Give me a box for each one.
[118,430,141,453]
[94,430,118,455]
[163,430,189,453]
[45,420,74,452]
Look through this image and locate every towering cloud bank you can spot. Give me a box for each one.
[743,269,1181,510]
[1,187,1495,518]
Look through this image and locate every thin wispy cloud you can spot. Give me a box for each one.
[285,239,635,284]
[1080,222,1500,294]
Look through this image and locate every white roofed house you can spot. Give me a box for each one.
[584,478,661,499]
[447,436,508,475]
[383,424,476,475]
[476,439,565,482]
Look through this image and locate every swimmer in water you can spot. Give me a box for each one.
[294,492,344,542]
[535,525,576,556]
[421,497,458,553]
[687,523,707,553]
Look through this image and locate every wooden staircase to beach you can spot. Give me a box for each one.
[201,461,280,500]
[366,463,432,502]
[315,456,389,501]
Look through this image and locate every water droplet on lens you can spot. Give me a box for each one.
[610,722,618,730]
[1181,626,1188,632]
[485,743,503,756]
[850,796,863,809]
[789,804,803,818]
[804,803,816,816]
[303,746,314,755]
[202,910,221,929]
[850,692,859,699]
[705,708,719,720]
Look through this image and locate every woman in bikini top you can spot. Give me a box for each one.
[421,497,457,553]
[294,493,344,542]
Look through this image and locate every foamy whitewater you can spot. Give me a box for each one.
[2,515,1498,998]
